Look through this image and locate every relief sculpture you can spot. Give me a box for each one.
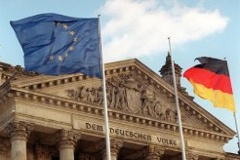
[66,73,177,122]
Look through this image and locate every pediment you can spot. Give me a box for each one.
[4,59,235,140]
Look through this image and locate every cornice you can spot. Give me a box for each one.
[10,86,232,143]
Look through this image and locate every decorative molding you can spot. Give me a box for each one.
[12,86,232,143]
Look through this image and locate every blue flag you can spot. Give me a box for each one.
[11,13,102,78]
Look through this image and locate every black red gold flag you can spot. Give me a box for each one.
[183,57,235,112]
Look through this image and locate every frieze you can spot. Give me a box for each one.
[66,73,177,122]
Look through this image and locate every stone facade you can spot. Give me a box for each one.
[0,58,239,160]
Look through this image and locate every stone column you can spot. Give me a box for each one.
[35,144,52,160]
[57,129,81,160]
[102,138,123,160]
[0,137,10,160]
[186,152,199,160]
[145,144,164,160]
[5,121,34,160]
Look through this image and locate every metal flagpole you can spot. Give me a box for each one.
[224,58,240,154]
[168,37,186,160]
[98,15,111,160]
[233,113,240,154]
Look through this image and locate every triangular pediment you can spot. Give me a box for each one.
[1,59,235,140]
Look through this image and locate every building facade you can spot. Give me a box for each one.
[0,56,239,160]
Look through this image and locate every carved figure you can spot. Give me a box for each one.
[86,88,95,103]
[66,89,74,97]
[114,82,127,109]
[107,80,117,108]
[140,86,155,116]
[165,108,177,121]
[80,86,88,102]
[94,87,103,105]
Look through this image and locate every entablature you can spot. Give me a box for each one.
[7,86,233,144]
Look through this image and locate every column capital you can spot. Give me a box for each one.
[145,144,165,160]
[4,121,34,141]
[56,129,81,150]
[101,138,123,159]
[110,138,123,156]
[186,151,199,160]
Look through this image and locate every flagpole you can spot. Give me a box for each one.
[168,37,186,160]
[224,58,240,154]
[233,113,240,154]
[98,15,111,160]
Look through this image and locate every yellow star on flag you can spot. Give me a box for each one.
[73,37,78,42]
[69,46,74,51]
[63,24,68,29]
[58,55,63,61]
[49,55,54,61]
[69,31,75,36]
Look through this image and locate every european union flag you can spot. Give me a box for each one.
[11,13,102,78]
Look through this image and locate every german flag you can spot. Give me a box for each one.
[183,57,235,112]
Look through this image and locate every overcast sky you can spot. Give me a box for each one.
[0,0,240,154]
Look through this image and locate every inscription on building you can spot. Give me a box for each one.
[85,122,177,146]
[157,137,177,146]
[86,122,151,141]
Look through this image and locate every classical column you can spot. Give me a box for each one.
[5,121,34,160]
[186,152,199,160]
[145,144,165,160]
[57,129,81,160]
[102,138,123,160]
[0,137,10,160]
[35,144,52,160]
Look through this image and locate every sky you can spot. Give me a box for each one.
[0,0,240,154]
